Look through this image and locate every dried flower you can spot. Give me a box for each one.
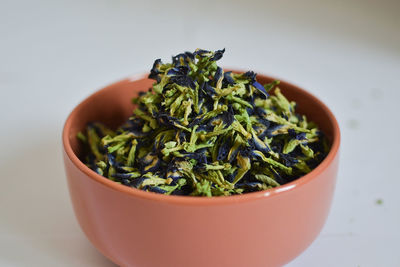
[78,49,329,196]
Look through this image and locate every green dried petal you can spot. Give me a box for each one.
[140,173,168,188]
[300,144,314,158]
[233,153,251,184]
[226,95,253,108]
[133,109,158,129]
[294,160,312,173]
[252,150,292,174]
[283,139,306,154]
[77,131,87,143]
[191,180,212,197]
[87,127,103,161]
[254,174,280,187]
[127,139,138,167]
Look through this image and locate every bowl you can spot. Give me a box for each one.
[62,72,340,267]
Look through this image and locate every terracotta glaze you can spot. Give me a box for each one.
[63,73,340,267]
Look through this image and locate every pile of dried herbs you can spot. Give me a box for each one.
[78,49,329,196]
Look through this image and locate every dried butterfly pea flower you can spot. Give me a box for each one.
[78,49,329,196]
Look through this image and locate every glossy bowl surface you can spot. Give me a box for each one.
[63,72,340,267]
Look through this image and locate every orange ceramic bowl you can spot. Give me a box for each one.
[62,72,340,267]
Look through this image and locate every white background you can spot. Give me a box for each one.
[1,0,399,266]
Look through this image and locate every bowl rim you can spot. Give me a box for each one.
[62,72,340,205]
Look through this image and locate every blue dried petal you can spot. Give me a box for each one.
[308,142,324,154]
[247,95,256,107]
[173,65,190,75]
[257,117,271,127]
[226,170,237,183]
[244,71,256,82]
[152,141,160,153]
[122,118,143,129]
[196,99,204,115]
[210,48,225,61]
[254,107,267,117]
[92,165,103,175]
[149,59,163,80]
[121,179,131,186]
[140,153,154,165]
[249,150,264,162]
[86,155,96,173]
[238,148,252,159]
[287,128,295,137]
[279,153,299,167]
[198,82,206,100]
[288,146,303,158]
[228,146,240,163]
[266,124,284,137]
[169,66,196,89]
[130,176,147,188]
[167,67,181,76]
[172,52,194,67]
[166,170,183,181]
[213,67,223,86]
[223,71,235,86]
[114,165,130,173]
[306,151,327,169]
[178,131,186,143]
[194,49,212,57]
[172,54,184,66]
[271,142,283,153]
[184,51,195,61]
[198,82,215,112]
[252,125,267,139]
[199,96,214,113]
[250,136,270,154]
[243,71,268,98]
[122,128,146,138]
[269,167,285,184]
[196,124,214,133]
[184,149,208,164]
[166,160,179,173]
[107,153,121,168]
[204,82,216,97]
[193,153,208,170]
[112,173,134,180]
[246,107,255,116]
[236,181,261,188]
[139,154,161,173]
[170,185,191,195]
[148,186,167,194]
[156,113,179,128]
[220,106,234,127]
[252,81,269,98]
[187,117,202,128]
[236,182,264,192]
[288,129,306,140]
[217,139,230,161]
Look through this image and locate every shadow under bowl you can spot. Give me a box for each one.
[62,72,340,267]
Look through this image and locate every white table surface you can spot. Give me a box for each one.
[1,0,399,266]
